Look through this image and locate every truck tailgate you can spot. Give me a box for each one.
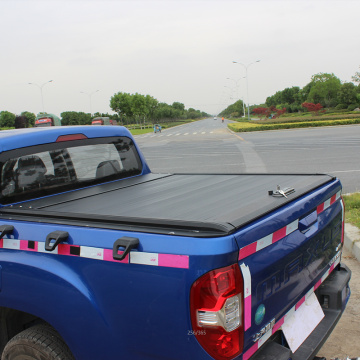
[234,176,348,359]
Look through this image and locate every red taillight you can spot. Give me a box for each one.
[56,134,88,142]
[190,264,244,360]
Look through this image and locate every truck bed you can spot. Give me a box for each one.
[1,173,334,237]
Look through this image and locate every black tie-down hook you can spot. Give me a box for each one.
[113,237,139,261]
[0,225,14,239]
[45,231,69,251]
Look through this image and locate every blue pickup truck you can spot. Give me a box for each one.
[0,126,351,360]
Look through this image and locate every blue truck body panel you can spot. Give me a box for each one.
[0,126,351,360]
[0,221,239,359]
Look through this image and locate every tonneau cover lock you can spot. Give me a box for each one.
[269,185,295,198]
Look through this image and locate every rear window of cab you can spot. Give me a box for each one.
[0,136,142,205]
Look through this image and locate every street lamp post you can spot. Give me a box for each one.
[28,80,53,114]
[232,60,260,121]
[80,90,100,117]
[226,77,246,117]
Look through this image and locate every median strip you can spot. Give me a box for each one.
[228,118,360,132]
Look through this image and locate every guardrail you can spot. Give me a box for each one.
[125,124,153,130]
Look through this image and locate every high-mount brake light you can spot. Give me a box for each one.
[56,134,88,142]
[190,264,244,360]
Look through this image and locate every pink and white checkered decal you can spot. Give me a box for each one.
[0,239,189,269]
[238,191,341,261]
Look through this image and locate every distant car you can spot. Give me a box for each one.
[154,124,162,133]
[214,117,217,120]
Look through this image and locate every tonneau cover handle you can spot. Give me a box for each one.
[113,236,139,261]
[0,225,14,239]
[45,231,69,251]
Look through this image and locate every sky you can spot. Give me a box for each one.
[1,0,360,117]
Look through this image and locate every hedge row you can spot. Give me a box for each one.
[228,118,360,133]
[255,113,360,124]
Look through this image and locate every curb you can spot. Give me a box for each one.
[344,222,360,262]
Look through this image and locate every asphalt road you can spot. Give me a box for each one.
[135,118,360,194]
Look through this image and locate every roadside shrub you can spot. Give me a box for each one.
[348,104,359,111]
[256,113,360,124]
[335,104,347,110]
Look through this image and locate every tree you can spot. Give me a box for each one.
[252,106,286,119]
[153,103,172,120]
[0,111,16,127]
[252,107,268,119]
[338,82,358,105]
[281,87,300,104]
[219,100,244,118]
[145,95,159,121]
[307,73,341,107]
[21,111,36,127]
[301,102,324,115]
[110,92,134,123]
[352,66,360,84]
[172,102,185,111]
[61,111,91,126]
[110,92,159,124]
[265,87,300,108]
[131,93,147,124]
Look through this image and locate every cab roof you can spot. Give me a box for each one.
[0,126,133,153]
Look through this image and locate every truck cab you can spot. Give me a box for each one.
[34,113,61,127]
[91,117,117,125]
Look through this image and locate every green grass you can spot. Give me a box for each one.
[127,118,199,135]
[343,193,360,228]
[129,128,154,135]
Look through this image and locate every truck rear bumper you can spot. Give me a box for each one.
[251,263,351,360]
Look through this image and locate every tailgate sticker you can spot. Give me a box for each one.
[240,263,252,331]
[0,239,189,269]
[129,252,189,269]
[238,191,341,261]
[317,191,341,214]
[238,219,299,261]
[242,252,341,360]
